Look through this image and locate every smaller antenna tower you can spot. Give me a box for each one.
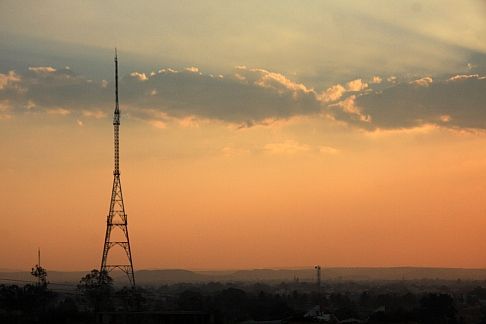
[315,265,321,290]
[37,248,41,285]
[31,248,47,286]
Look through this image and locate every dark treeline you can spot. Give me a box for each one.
[3,270,486,323]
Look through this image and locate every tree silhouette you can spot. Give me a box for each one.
[419,293,456,323]
[77,269,114,312]
[31,264,47,287]
[116,286,146,312]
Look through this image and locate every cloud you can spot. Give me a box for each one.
[346,79,368,92]
[25,100,36,110]
[364,124,440,138]
[82,110,106,119]
[148,119,167,129]
[264,140,310,155]
[0,71,21,90]
[130,72,148,81]
[3,0,484,86]
[447,74,483,82]
[122,66,324,124]
[439,115,451,123]
[370,76,382,84]
[239,67,313,96]
[0,100,13,120]
[28,66,56,73]
[221,146,250,158]
[178,115,200,128]
[0,66,112,116]
[184,67,200,73]
[319,146,340,155]
[319,84,346,103]
[330,95,371,124]
[410,76,433,87]
[355,74,486,129]
[46,108,70,116]
[1,64,486,131]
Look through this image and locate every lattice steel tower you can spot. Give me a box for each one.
[100,50,135,286]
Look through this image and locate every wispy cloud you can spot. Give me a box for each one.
[46,108,70,116]
[28,66,56,73]
[82,110,106,119]
[264,140,310,155]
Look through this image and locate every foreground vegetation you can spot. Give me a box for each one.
[2,268,486,323]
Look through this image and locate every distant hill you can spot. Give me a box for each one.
[2,267,486,286]
[316,267,486,281]
[202,267,486,282]
[135,269,209,284]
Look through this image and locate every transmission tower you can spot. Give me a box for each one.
[100,49,136,287]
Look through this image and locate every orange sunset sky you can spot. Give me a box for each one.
[1,1,486,271]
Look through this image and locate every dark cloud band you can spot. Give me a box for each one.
[1,65,485,130]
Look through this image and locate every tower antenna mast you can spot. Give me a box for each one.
[100,49,136,286]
